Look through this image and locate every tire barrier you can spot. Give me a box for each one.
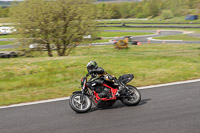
[0,51,18,58]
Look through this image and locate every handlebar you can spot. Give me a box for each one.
[86,73,90,77]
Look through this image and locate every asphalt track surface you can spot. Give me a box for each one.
[0,38,16,49]
[1,81,200,133]
[1,30,200,49]
[0,44,13,49]
[103,30,200,44]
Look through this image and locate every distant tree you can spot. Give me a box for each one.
[144,0,160,17]
[133,4,143,16]
[11,0,97,57]
[127,2,136,17]
[0,7,9,17]
[96,3,115,19]
[109,3,121,19]
[161,10,174,19]
[0,7,3,17]
[118,3,130,18]
[170,0,183,17]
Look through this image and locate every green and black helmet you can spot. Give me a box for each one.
[87,61,98,72]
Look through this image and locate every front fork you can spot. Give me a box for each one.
[80,80,87,103]
[79,91,84,103]
[118,82,131,95]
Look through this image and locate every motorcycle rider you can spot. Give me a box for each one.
[87,61,106,79]
[86,61,117,98]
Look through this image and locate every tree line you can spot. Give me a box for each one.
[95,0,200,19]
[0,7,9,17]
[1,0,200,19]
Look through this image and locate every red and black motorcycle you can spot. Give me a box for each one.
[69,74,141,113]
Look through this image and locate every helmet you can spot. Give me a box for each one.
[87,61,98,72]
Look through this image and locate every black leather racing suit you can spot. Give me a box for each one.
[87,67,111,98]
[89,67,105,79]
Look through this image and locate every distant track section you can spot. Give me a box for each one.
[98,25,200,28]
[98,22,200,24]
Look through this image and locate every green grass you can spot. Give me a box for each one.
[153,34,200,41]
[99,31,153,37]
[81,39,110,44]
[1,16,200,24]
[0,41,14,45]
[0,34,20,38]
[125,24,200,26]
[92,39,110,43]
[100,27,158,31]
[114,27,200,32]
[0,43,200,106]
[99,23,200,26]
[0,18,12,23]
[99,27,200,33]
[98,16,200,23]
[0,31,153,39]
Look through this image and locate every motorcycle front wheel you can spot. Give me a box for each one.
[120,85,141,106]
[69,93,92,113]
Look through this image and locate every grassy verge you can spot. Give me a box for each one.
[92,39,110,43]
[0,34,20,38]
[0,18,12,23]
[0,43,200,106]
[0,31,153,39]
[97,17,200,23]
[99,27,200,33]
[99,31,153,37]
[0,41,14,45]
[99,23,200,26]
[1,16,200,24]
[153,34,200,41]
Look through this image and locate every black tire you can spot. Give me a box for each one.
[10,52,18,58]
[4,54,10,58]
[97,100,116,108]
[104,100,116,106]
[69,93,92,113]
[120,85,141,106]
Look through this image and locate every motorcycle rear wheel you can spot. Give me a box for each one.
[120,85,141,106]
[69,93,92,113]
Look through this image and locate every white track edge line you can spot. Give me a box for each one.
[138,79,200,90]
[147,37,183,42]
[0,97,70,109]
[1,78,200,109]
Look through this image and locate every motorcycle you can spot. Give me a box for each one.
[69,74,141,113]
